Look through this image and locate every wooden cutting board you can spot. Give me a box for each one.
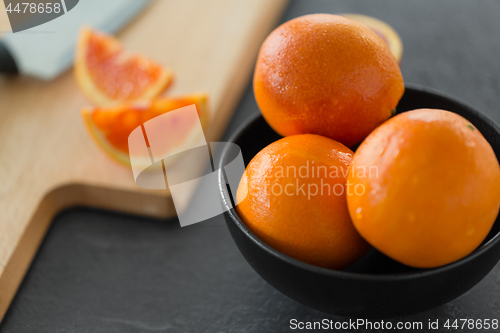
[0,0,288,320]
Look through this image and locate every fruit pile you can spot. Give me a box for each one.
[74,27,209,165]
[236,14,500,269]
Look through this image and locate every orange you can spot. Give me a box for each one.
[253,14,404,147]
[75,26,173,107]
[347,109,500,268]
[236,134,370,269]
[82,93,208,165]
[341,14,403,64]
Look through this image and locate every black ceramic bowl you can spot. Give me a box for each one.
[218,85,500,318]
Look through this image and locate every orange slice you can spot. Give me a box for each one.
[82,93,209,166]
[342,14,403,64]
[75,26,174,107]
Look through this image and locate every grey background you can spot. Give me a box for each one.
[2,0,500,332]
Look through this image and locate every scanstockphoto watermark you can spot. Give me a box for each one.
[289,318,500,331]
[128,104,378,226]
[290,318,423,331]
[268,161,378,200]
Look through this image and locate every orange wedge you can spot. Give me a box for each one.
[82,93,209,165]
[342,14,403,64]
[75,26,174,107]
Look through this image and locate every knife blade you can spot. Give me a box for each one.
[0,0,151,80]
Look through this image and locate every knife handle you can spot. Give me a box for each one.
[0,42,19,74]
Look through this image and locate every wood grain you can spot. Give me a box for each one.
[0,0,288,320]
[0,1,11,34]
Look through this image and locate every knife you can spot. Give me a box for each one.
[0,0,151,80]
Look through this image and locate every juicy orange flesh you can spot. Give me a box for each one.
[91,98,204,154]
[86,31,164,100]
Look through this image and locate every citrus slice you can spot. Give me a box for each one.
[342,14,403,64]
[75,26,174,107]
[82,93,209,166]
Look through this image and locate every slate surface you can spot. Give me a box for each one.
[2,0,500,332]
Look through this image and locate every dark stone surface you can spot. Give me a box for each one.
[2,0,500,331]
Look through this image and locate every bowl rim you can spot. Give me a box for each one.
[218,83,500,281]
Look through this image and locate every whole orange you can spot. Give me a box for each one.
[347,109,500,268]
[236,134,370,269]
[253,14,404,147]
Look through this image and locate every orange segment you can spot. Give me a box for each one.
[75,26,174,107]
[82,93,209,165]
